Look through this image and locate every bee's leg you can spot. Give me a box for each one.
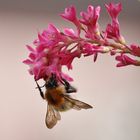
[35,80,45,99]
[61,78,77,93]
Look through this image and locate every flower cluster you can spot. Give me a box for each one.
[23,2,140,82]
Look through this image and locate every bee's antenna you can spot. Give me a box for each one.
[35,80,45,99]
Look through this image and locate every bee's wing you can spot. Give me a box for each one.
[64,96,93,110]
[45,103,61,129]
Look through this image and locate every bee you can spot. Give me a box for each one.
[35,74,93,129]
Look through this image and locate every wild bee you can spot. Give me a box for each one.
[35,74,93,129]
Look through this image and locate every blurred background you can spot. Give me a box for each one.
[0,0,140,140]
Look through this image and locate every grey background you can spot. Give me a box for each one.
[0,0,140,140]
[0,0,140,18]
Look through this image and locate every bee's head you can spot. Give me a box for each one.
[46,74,58,89]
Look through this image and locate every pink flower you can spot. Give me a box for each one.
[80,5,100,26]
[82,43,94,56]
[82,43,111,62]
[59,48,81,70]
[82,43,98,62]
[105,3,125,44]
[23,45,48,80]
[64,28,78,40]
[116,54,140,67]
[105,2,122,23]
[23,28,75,81]
[82,43,110,56]
[130,44,140,57]
[34,24,64,47]
[80,5,101,39]
[60,5,81,29]
[106,25,125,45]
[106,23,122,42]
[60,5,76,21]
[23,3,140,84]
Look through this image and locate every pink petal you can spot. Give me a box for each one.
[23,59,33,65]
[130,44,140,57]
[61,72,73,82]
[26,45,35,52]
